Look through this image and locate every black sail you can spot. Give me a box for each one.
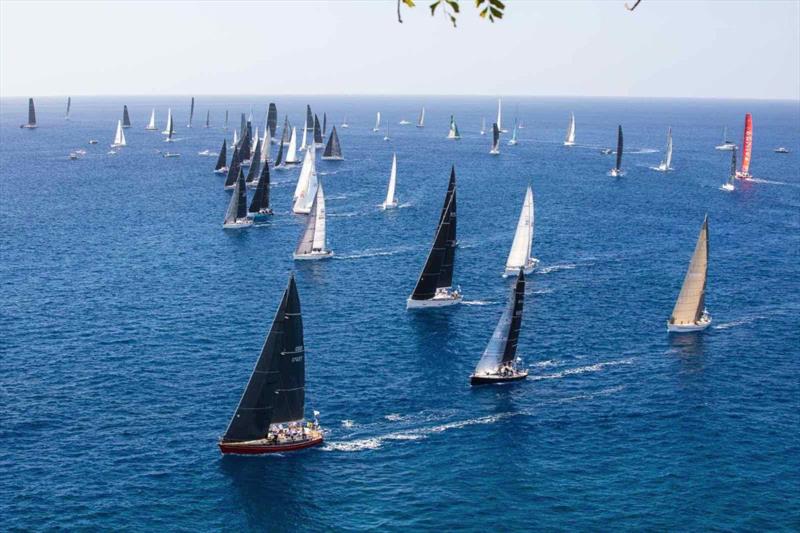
[205,110,210,128]
[322,113,327,137]
[224,110,229,130]
[224,146,242,187]
[502,271,525,364]
[323,126,342,159]
[615,125,623,171]
[239,127,252,161]
[222,275,304,442]
[313,114,323,144]
[249,160,271,213]
[122,105,131,127]
[730,147,737,180]
[188,97,195,127]
[275,140,285,167]
[28,98,36,126]
[240,113,247,138]
[492,122,500,151]
[215,139,227,171]
[438,168,457,289]
[245,138,262,183]
[65,97,71,119]
[410,193,456,301]
[305,105,313,133]
[267,103,278,135]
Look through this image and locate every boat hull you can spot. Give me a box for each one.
[720,183,735,192]
[223,220,253,229]
[214,167,229,175]
[503,259,538,277]
[219,435,324,455]
[381,201,398,210]
[735,172,752,180]
[321,156,344,161]
[470,370,529,386]
[667,317,712,333]
[406,292,462,309]
[715,144,736,151]
[609,168,625,177]
[293,250,334,261]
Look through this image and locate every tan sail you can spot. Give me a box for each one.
[669,216,709,325]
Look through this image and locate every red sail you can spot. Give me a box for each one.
[739,113,753,177]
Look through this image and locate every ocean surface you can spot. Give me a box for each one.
[1,96,799,531]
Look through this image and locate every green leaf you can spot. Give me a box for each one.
[490,6,502,18]
[475,0,485,6]
[450,14,457,26]
[479,6,488,18]
[445,0,460,13]
[429,0,441,16]
[402,0,416,6]
[488,0,504,8]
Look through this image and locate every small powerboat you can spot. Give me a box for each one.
[163,152,181,158]
[89,140,98,145]
[600,148,612,155]
[774,147,789,154]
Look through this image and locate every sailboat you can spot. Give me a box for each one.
[21,98,37,128]
[187,97,195,128]
[305,105,314,135]
[145,109,157,130]
[249,159,273,217]
[111,120,127,148]
[284,127,300,165]
[267,103,278,141]
[224,110,229,131]
[490,123,500,155]
[300,115,309,152]
[162,108,173,135]
[447,115,461,140]
[245,138,263,186]
[715,126,736,151]
[721,148,737,192]
[65,97,71,120]
[294,182,333,260]
[224,146,242,189]
[232,128,239,149]
[322,113,327,137]
[504,186,537,276]
[313,114,324,148]
[508,118,519,146]
[322,126,343,160]
[518,120,526,129]
[407,167,461,308]
[667,216,711,332]
[260,127,271,163]
[497,98,506,133]
[222,168,253,229]
[293,146,318,214]
[373,112,381,132]
[480,117,486,135]
[416,107,425,128]
[609,125,624,177]
[274,140,285,168]
[470,270,528,385]
[381,154,398,209]
[384,122,391,141]
[204,110,210,129]
[735,113,753,180]
[122,105,131,128]
[341,116,349,128]
[399,118,411,125]
[214,139,228,174]
[654,127,674,172]
[218,273,323,454]
[564,113,576,146]
[164,113,176,143]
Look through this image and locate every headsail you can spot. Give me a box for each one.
[313,114,323,146]
[112,119,127,147]
[661,127,673,169]
[473,271,525,375]
[215,139,228,171]
[448,115,460,139]
[146,108,157,130]
[295,183,328,256]
[246,138,263,184]
[223,168,249,225]
[409,190,457,301]
[224,146,242,188]
[322,126,343,160]
[614,125,624,171]
[285,127,299,164]
[249,159,272,214]
[669,216,709,326]
[382,153,398,208]
[417,107,425,128]
[293,146,318,213]
[490,123,500,154]
[505,186,534,272]
[162,108,173,135]
[374,112,381,131]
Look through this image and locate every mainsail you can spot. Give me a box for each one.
[187,97,195,127]
[215,139,228,171]
[267,103,278,137]
[416,107,425,128]
[249,160,272,214]
[122,105,131,128]
[205,110,210,128]
[300,115,308,152]
[280,115,291,144]
[322,113,327,137]
[221,274,306,442]
[246,138,263,184]
[285,127,299,164]
[224,168,249,225]
[224,146,242,188]
[295,183,328,256]
[660,127,673,169]
[322,126,343,160]
[739,113,753,177]
[490,123,500,154]
[26,98,37,127]
[373,112,381,132]
[409,190,457,302]
[497,98,504,132]
[305,105,314,134]
[728,148,737,187]
[112,119,127,147]
[146,109,157,130]
[448,115,460,139]
[162,109,173,135]
[564,113,576,145]
[473,271,525,375]
[505,186,534,272]
[293,146,318,213]
[224,110,229,130]
[261,127,271,162]
[383,153,398,208]
[313,114,323,146]
[166,112,175,141]
[275,140,285,168]
[669,216,709,326]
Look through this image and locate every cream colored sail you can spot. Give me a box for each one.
[505,186,534,271]
[564,113,576,145]
[669,216,709,325]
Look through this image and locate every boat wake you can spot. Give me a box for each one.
[461,300,496,306]
[748,178,792,186]
[341,419,355,428]
[335,246,415,260]
[629,148,658,154]
[529,288,554,295]
[538,262,576,274]
[713,315,764,330]
[384,413,404,421]
[529,358,634,381]
[328,211,359,218]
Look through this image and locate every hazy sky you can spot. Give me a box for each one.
[1,1,798,99]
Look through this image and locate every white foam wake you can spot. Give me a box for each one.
[335,246,415,260]
[538,263,576,274]
[713,315,764,330]
[461,300,496,306]
[530,358,634,380]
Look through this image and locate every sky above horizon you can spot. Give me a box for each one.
[1,1,798,100]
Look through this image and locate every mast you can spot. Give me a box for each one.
[615,125,623,171]
[739,113,753,176]
[322,113,327,137]
[662,127,673,169]
[249,160,271,213]
[511,119,518,143]
[221,274,305,442]
[313,114,323,146]
[497,98,503,131]
[669,216,709,326]
[374,112,381,131]
[122,105,131,128]
[113,120,126,146]
[300,115,308,151]
[505,186,534,271]
[167,112,175,141]
[246,138,263,184]
[267,103,278,138]
[261,127,271,162]
[224,146,242,188]
[215,139,228,171]
[323,126,343,160]
[473,271,525,375]
[187,97,195,127]
[205,110,210,128]
[163,108,173,135]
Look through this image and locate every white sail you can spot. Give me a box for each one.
[447,115,460,139]
[146,109,157,130]
[232,128,239,147]
[480,117,486,135]
[112,120,127,147]
[162,109,173,135]
[417,107,425,128]
[293,147,318,213]
[664,127,673,169]
[508,119,518,145]
[497,98,505,132]
[373,112,381,132]
[294,183,330,258]
[300,116,308,151]
[261,127,271,162]
[311,182,327,251]
[505,186,534,273]
[382,154,398,209]
[285,127,299,163]
[293,146,314,199]
[564,113,576,145]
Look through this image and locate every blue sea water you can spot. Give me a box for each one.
[1,96,799,531]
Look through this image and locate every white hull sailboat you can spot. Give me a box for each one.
[294,182,333,260]
[667,216,711,332]
[715,126,736,151]
[503,186,538,276]
[162,109,173,135]
[283,127,300,165]
[653,127,674,172]
[373,112,381,132]
[416,107,425,128]
[381,154,399,209]
[490,123,500,155]
[145,109,157,130]
[111,120,127,148]
[564,113,576,146]
[497,98,507,133]
[720,147,737,192]
[447,115,460,140]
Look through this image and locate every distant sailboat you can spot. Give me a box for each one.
[222,168,253,229]
[313,114,324,147]
[267,103,278,141]
[564,113,576,146]
[504,186,537,276]
[609,125,624,177]
[111,120,127,148]
[322,126,343,160]
[293,146,318,214]
[305,105,314,135]
[407,167,461,308]
[667,216,711,332]
[480,117,486,135]
[284,127,300,165]
[224,146,242,189]
[384,122,391,141]
[204,110,210,129]
[260,127,271,163]
[381,153,398,210]
[249,159,273,217]
[373,112,381,132]
[399,118,411,125]
[490,123,500,155]
[341,116,349,128]
[21,98,37,129]
[294,182,333,260]
[654,127,674,172]
[497,98,506,133]
[122,105,131,128]
[65,97,71,120]
[214,139,228,174]
[245,138,263,186]
[280,115,290,145]
[508,118,518,146]
[715,126,736,151]
[164,113,176,143]
[416,107,425,128]
[187,97,195,128]
[274,140,285,168]
[224,110,229,131]
[145,109,157,130]
[470,270,528,385]
[447,115,461,140]
[300,115,309,152]
[721,148,737,192]
[232,128,239,148]
[218,274,323,455]
[322,113,327,137]
[162,109,173,135]
[735,113,753,180]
